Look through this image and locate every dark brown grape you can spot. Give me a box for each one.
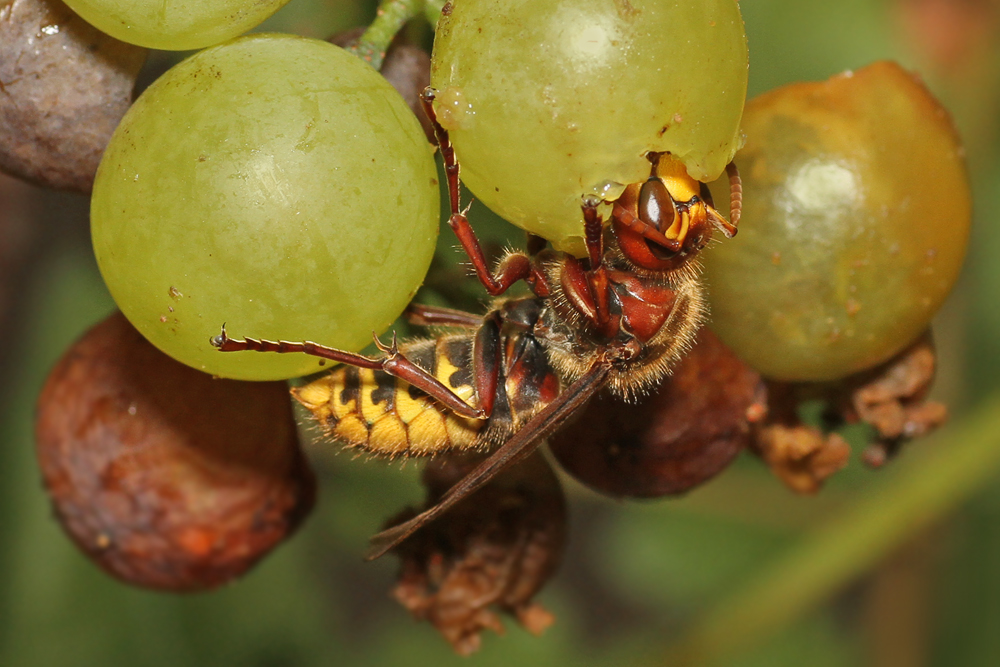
[550,329,764,498]
[0,0,147,193]
[35,312,315,591]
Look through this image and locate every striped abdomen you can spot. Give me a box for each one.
[293,335,487,457]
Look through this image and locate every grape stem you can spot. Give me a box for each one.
[351,0,433,70]
[424,0,447,25]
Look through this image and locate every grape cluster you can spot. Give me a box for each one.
[4,0,971,655]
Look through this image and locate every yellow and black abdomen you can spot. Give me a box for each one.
[293,335,487,457]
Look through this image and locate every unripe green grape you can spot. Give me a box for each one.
[92,34,439,381]
[703,61,970,382]
[430,0,747,255]
[62,0,290,50]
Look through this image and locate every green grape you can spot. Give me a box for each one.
[430,0,747,255]
[703,61,970,382]
[91,34,440,381]
[62,0,290,50]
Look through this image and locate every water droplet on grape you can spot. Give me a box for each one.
[594,179,626,201]
[437,86,474,130]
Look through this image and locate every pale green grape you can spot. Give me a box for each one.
[62,0,290,50]
[703,61,970,382]
[430,0,747,255]
[92,34,440,381]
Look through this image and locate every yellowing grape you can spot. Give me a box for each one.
[62,0,290,50]
[702,61,970,382]
[430,0,748,255]
[91,34,439,381]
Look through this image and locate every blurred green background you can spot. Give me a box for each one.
[3,0,1000,665]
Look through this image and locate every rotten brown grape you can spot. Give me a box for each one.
[35,311,315,591]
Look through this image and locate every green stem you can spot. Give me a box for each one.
[351,0,426,70]
[424,0,447,25]
[664,394,1000,665]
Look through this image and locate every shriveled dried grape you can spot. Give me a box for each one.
[389,452,566,655]
[751,330,947,492]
